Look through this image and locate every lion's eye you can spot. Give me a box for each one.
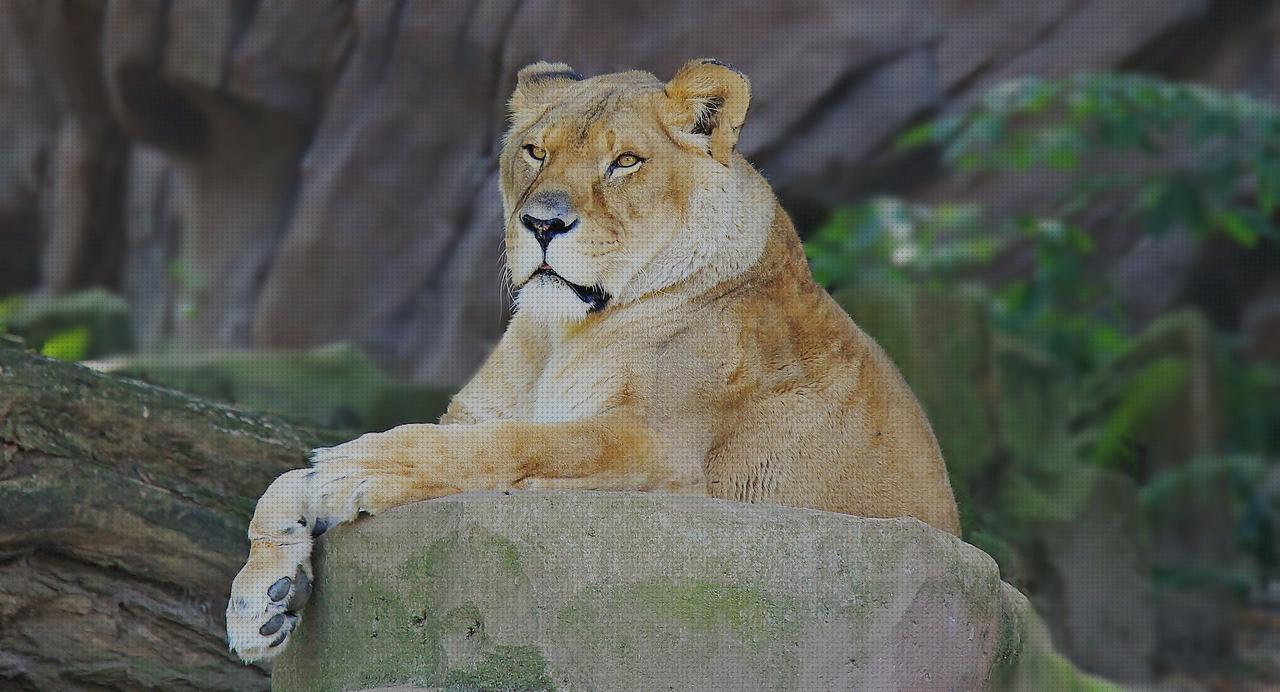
[613,153,641,168]
[524,144,546,162]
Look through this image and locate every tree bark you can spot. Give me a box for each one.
[0,345,324,691]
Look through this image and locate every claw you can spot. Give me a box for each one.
[259,612,286,636]
[267,576,292,602]
[287,569,312,611]
[311,517,331,538]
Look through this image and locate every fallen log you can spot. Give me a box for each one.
[0,345,323,690]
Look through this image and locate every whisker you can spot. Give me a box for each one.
[496,234,516,317]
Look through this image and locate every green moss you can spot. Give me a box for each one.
[989,592,1026,681]
[401,529,527,584]
[275,549,447,691]
[551,578,804,688]
[559,578,797,651]
[647,580,797,648]
[275,525,536,691]
[498,541,523,578]
[443,645,554,691]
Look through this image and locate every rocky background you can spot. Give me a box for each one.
[3,0,1276,386]
[3,0,1280,690]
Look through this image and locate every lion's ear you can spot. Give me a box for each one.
[509,62,583,115]
[663,59,751,166]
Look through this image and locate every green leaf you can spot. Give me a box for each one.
[1092,357,1188,470]
[895,123,935,150]
[1217,210,1261,247]
[39,327,91,362]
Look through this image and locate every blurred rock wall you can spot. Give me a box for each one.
[1,0,1278,387]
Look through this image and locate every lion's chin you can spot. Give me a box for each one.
[515,274,606,324]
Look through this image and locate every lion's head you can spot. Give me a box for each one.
[499,59,775,325]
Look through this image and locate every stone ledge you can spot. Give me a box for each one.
[271,492,1112,691]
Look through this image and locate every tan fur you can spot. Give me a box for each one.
[227,59,960,662]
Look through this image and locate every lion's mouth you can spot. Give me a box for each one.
[533,263,610,312]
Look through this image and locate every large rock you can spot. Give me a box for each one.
[272,492,1111,691]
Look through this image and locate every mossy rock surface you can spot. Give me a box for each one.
[271,492,1114,691]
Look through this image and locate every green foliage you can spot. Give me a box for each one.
[39,327,90,362]
[1084,357,1189,471]
[810,72,1280,587]
[900,72,1280,242]
[805,198,995,290]
[0,289,134,360]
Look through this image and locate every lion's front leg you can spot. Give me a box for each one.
[225,467,317,663]
[227,416,674,662]
[226,427,468,662]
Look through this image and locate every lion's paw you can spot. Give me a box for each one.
[226,539,313,663]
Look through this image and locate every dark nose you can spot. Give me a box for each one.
[521,214,575,249]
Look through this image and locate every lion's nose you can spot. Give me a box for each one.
[521,192,577,249]
[521,214,576,250]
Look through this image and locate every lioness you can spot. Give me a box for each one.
[227,59,960,662]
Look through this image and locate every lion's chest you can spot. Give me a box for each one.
[514,312,719,426]
[525,349,628,423]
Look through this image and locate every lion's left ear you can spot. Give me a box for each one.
[663,59,751,166]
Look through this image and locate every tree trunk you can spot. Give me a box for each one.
[0,344,323,691]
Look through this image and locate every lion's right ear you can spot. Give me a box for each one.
[509,62,583,115]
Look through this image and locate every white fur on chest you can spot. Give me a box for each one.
[527,353,621,423]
